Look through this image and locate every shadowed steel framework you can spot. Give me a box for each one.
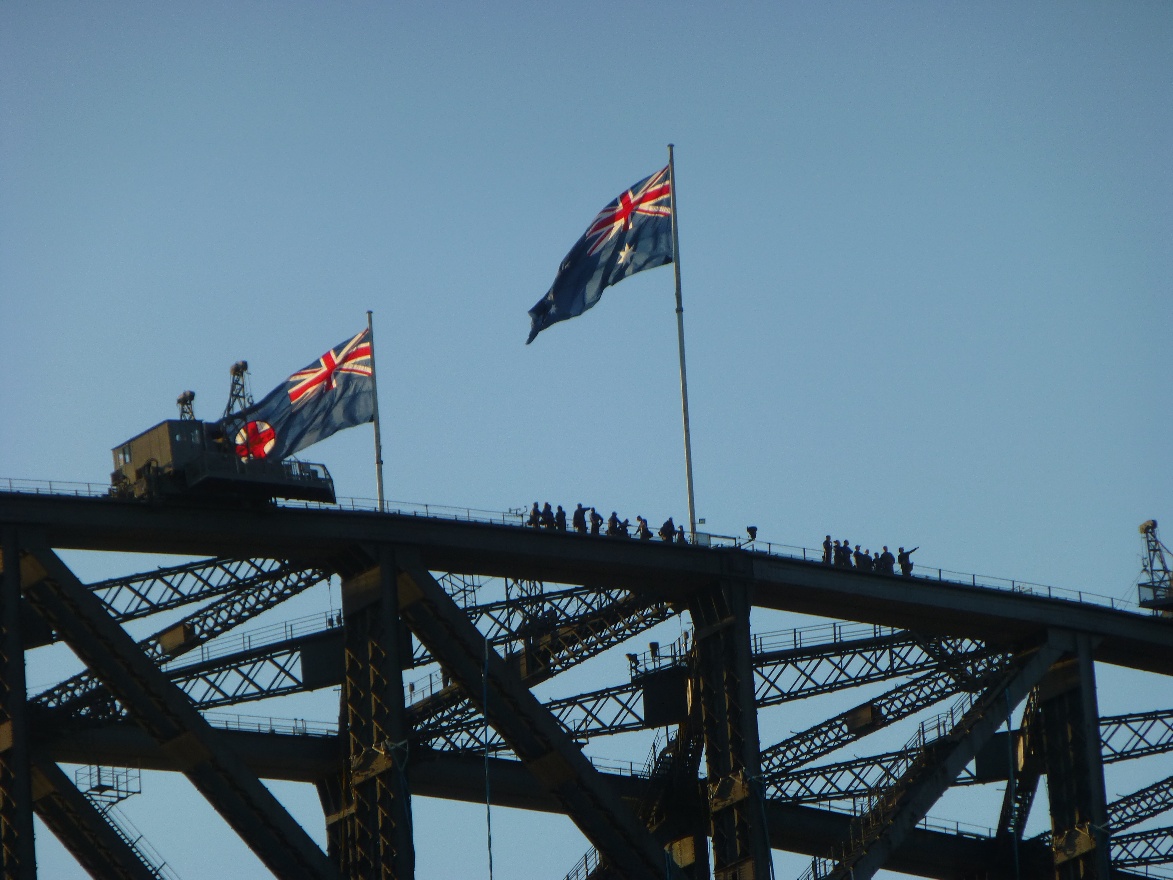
[2,489,1172,880]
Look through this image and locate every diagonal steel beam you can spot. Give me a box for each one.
[771,750,931,803]
[765,706,1173,813]
[29,757,160,880]
[425,629,999,754]
[1111,824,1173,868]
[408,582,671,750]
[165,626,345,710]
[762,668,972,779]
[1110,774,1173,833]
[34,563,328,720]
[815,632,1072,880]
[89,557,319,623]
[416,677,649,752]
[1101,709,1173,762]
[754,629,987,708]
[388,551,673,880]
[20,545,336,880]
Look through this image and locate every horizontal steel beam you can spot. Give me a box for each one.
[38,724,1054,880]
[4,492,1168,675]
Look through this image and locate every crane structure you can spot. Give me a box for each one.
[2,489,1173,880]
[1138,521,1173,612]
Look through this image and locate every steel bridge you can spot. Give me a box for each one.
[2,489,1172,880]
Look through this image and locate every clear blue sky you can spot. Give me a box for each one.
[2,4,1170,878]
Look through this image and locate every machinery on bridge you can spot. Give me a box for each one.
[1138,519,1173,611]
[109,361,335,504]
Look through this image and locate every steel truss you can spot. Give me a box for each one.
[88,557,318,624]
[1112,825,1173,868]
[3,492,1173,880]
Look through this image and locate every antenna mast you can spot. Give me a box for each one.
[223,361,254,419]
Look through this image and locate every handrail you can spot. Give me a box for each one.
[0,477,1143,614]
[202,711,337,738]
[161,611,343,671]
[97,803,184,880]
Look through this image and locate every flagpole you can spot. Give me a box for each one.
[366,310,386,512]
[667,144,698,538]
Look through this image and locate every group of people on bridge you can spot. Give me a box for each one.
[824,536,918,577]
[527,502,686,543]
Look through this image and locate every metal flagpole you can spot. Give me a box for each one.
[366,310,386,511]
[667,144,698,538]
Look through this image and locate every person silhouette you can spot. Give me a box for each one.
[636,516,652,540]
[590,507,603,535]
[659,517,676,541]
[898,546,918,577]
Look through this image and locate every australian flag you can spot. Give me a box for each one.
[224,328,375,461]
[527,166,674,344]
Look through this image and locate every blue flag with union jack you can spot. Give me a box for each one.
[527,166,674,344]
[225,328,375,461]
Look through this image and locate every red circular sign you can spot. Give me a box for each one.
[235,421,276,459]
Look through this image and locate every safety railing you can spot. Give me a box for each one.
[0,477,1141,613]
[203,711,337,738]
[0,477,111,496]
[96,803,184,880]
[162,611,343,671]
[741,539,1134,612]
[585,754,653,779]
[753,620,904,655]
[286,492,529,526]
[625,632,692,678]
[75,764,141,807]
[562,846,602,880]
[405,668,453,706]
[799,805,998,880]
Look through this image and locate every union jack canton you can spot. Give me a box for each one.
[527,166,674,344]
[288,329,373,407]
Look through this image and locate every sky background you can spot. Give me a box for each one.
[2,3,1171,878]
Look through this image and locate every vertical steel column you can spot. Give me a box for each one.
[1076,635,1111,877]
[690,583,771,880]
[1039,636,1110,879]
[339,552,414,879]
[1,530,36,880]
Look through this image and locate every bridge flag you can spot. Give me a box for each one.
[224,328,376,461]
[526,166,674,344]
